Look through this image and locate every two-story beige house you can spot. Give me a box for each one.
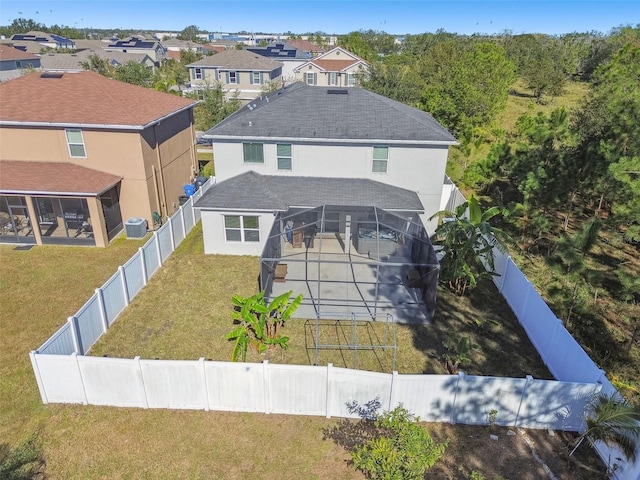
[294,47,368,87]
[186,49,283,103]
[0,71,198,247]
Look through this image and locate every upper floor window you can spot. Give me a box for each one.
[372,146,388,173]
[251,71,263,84]
[15,61,22,68]
[277,144,292,171]
[194,67,203,80]
[347,73,356,87]
[65,129,86,158]
[243,143,264,164]
[305,72,316,85]
[329,72,337,86]
[227,71,238,84]
[224,215,260,242]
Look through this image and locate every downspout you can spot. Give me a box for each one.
[154,123,168,217]
[189,108,197,177]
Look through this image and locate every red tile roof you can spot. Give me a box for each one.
[0,161,122,195]
[0,45,40,61]
[0,71,197,128]
[312,59,360,72]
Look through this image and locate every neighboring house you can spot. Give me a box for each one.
[73,39,114,51]
[104,36,167,64]
[247,43,311,85]
[0,39,46,55]
[195,81,457,255]
[294,47,369,87]
[162,38,206,55]
[284,38,325,57]
[0,46,41,81]
[202,44,227,55]
[186,49,283,102]
[39,49,155,73]
[0,71,198,247]
[10,31,76,50]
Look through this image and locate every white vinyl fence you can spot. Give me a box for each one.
[439,184,639,480]
[29,179,639,480]
[35,179,214,356]
[29,354,598,430]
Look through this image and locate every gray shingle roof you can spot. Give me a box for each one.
[195,171,424,211]
[186,49,283,71]
[204,82,457,144]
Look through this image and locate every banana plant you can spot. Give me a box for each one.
[225,290,303,362]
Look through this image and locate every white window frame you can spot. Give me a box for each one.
[347,73,356,87]
[372,146,388,173]
[243,143,264,164]
[305,71,315,85]
[329,72,337,86]
[251,71,263,84]
[276,143,292,171]
[194,67,203,80]
[228,71,238,84]
[65,129,86,158]
[224,215,260,243]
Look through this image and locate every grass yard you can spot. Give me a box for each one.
[0,225,606,479]
[90,224,551,380]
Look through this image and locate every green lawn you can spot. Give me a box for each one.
[90,224,550,380]
[1,223,566,479]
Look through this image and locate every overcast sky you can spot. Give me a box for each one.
[2,0,638,35]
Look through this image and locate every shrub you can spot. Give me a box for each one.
[351,405,447,480]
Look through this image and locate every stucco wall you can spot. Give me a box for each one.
[0,112,195,233]
[201,209,276,255]
[212,140,448,226]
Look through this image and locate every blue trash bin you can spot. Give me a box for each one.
[184,184,196,196]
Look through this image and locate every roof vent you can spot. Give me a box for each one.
[327,89,348,94]
[40,72,64,79]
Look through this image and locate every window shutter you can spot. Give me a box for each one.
[259,72,264,84]
[250,72,254,85]
[313,73,316,85]
[225,71,229,83]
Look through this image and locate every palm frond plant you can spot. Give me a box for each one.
[570,393,640,464]
[225,290,303,362]
[430,194,517,295]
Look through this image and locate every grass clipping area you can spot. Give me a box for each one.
[91,224,550,379]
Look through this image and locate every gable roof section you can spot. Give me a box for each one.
[247,43,310,60]
[0,161,121,196]
[187,49,283,71]
[0,45,40,61]
[309,59,364,72]
[195,171,424,211]
[40,50,152,71]
[294,46,368,73]
[285,39,325,54]
[0,71,197,130]
[107,36,159,50]
[205,82,457,145]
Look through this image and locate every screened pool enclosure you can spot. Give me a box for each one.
[259,206,439,325]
